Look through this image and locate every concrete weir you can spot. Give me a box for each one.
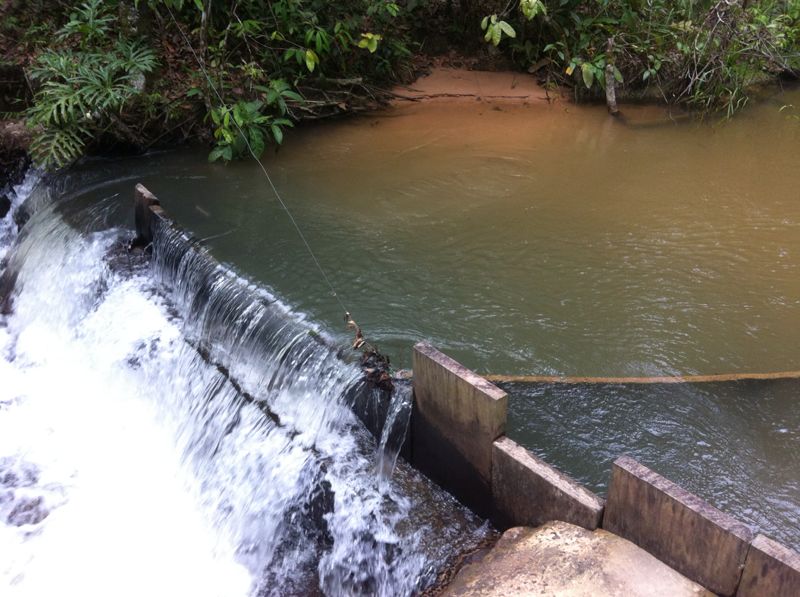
[411,342,507,516]
[131,185,800,596]
[605,456,754,596]
[492,436,604,531]
[738,534,800,597]
[131,184,399,445]
[132,183,162,247]
[408,341,800,596]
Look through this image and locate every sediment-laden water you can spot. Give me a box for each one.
[0,174,489,596]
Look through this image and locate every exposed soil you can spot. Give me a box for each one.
[390,67,552,104]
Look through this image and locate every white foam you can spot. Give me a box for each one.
[0,181,474,597]
[0,171,40,264]
[0,223,251,596]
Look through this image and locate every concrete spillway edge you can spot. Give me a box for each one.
[410,341,800,597]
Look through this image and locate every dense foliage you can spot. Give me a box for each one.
[475,0,799,114]
[3,0,417,167]
[1,0,798,169]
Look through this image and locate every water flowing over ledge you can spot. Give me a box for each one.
[0,172,491,596]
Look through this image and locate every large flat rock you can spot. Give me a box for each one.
[443,521,714,597]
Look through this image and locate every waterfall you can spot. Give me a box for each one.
[0,174,489,596]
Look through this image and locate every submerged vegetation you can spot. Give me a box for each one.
[0,0,798,169]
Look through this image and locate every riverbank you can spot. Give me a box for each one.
[1,0,797,172]
[391,68,547,103]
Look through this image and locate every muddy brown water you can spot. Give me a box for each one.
[70,86,800,550]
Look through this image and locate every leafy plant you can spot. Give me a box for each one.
[520,0,546,20]
[26,0,157,168]
[477,0,799,116]
[11,0,419,167]
[26,36,157,168]
[208,78,299,163]
[481,15,516,46]
[58,0,114,49]
[358,32,383,53]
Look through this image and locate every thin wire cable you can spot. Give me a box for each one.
[164,5,350,317]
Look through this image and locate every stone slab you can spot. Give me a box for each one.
[604,455,754,596]
[492,436,604,530]
[411,342,507,515]
[443,520,713,596]
[737,534,800,597]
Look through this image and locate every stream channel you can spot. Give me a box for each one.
[1,83,799,593]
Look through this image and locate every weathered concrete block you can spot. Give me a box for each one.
[411,342,507,515]
[133,183,161,246]
[604,455,754,596]
[737,534,800,597]
[492,436,604,530]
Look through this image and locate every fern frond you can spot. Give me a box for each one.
[115,39,159,75]
[29,51,79,82]
[25,34,157,170]
[30,126,88,169]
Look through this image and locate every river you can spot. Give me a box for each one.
[1,82,799,590]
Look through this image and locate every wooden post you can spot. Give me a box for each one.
[132,183,160,247]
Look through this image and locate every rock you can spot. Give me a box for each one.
[0,194,10,219]
[12,201,29,230]
[6,495,48,526]
[443,521,713,597]
[0,120,32,190]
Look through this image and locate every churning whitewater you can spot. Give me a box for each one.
[0,174,488,596]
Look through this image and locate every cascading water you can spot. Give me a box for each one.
[0,173,491,596]
[0,173,39,264]
[376,385,413,485]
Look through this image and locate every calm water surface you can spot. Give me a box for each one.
[71,88,800,548]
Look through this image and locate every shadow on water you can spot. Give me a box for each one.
[503,379,800,551]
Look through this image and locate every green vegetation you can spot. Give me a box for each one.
[0,0,797,169]
[25,1,158,168]
[476,0,799,115]
[2,0,417,168]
